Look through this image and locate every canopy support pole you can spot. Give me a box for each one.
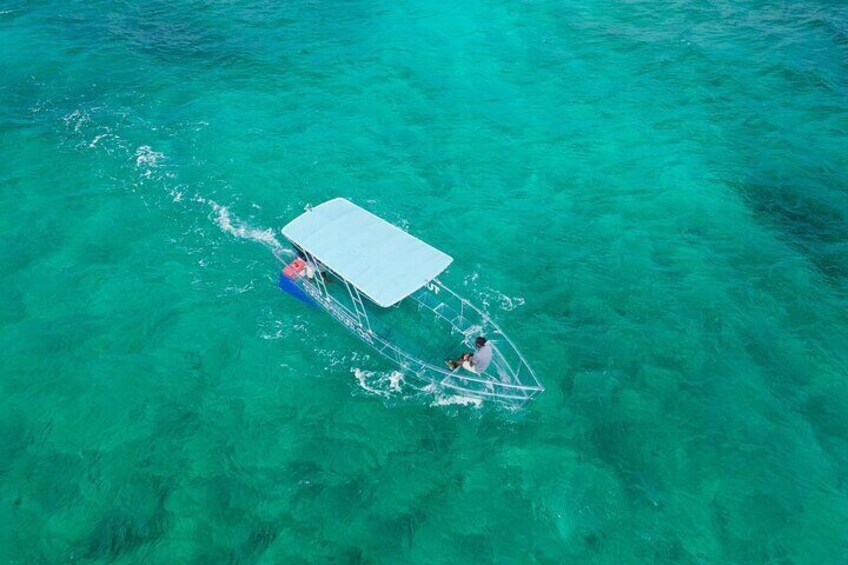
[343,279,371,332]
[303,251,328,299]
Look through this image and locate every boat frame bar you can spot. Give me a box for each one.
[278,249,544,405]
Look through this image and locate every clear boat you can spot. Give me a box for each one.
[276,198,544,405]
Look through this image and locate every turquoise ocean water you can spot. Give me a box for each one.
[2,0,848,561]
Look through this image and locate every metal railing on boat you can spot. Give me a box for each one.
[280,253,543,404]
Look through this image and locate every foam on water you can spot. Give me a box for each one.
[352,368,405,398]
[62,108,90,132]
[134,145,164,168]
[463,274,526,312]
[353,369,484,408]
[206,199,287,256]
[421,384,484,408]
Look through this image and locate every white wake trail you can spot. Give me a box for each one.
[203,198,288,258]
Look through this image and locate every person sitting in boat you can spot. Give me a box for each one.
[293,244,330,283]
[446,336,492,374]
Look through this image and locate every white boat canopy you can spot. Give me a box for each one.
[281,198,453,307]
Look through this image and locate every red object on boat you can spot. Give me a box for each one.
[283,258,306,279]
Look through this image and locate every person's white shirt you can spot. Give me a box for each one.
[463,342,493,374]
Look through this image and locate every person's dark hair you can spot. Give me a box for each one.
[475,336,487,347]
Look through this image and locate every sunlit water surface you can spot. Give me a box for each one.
[1,0,847,561]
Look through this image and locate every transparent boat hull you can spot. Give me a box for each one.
[277,253,544,405]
